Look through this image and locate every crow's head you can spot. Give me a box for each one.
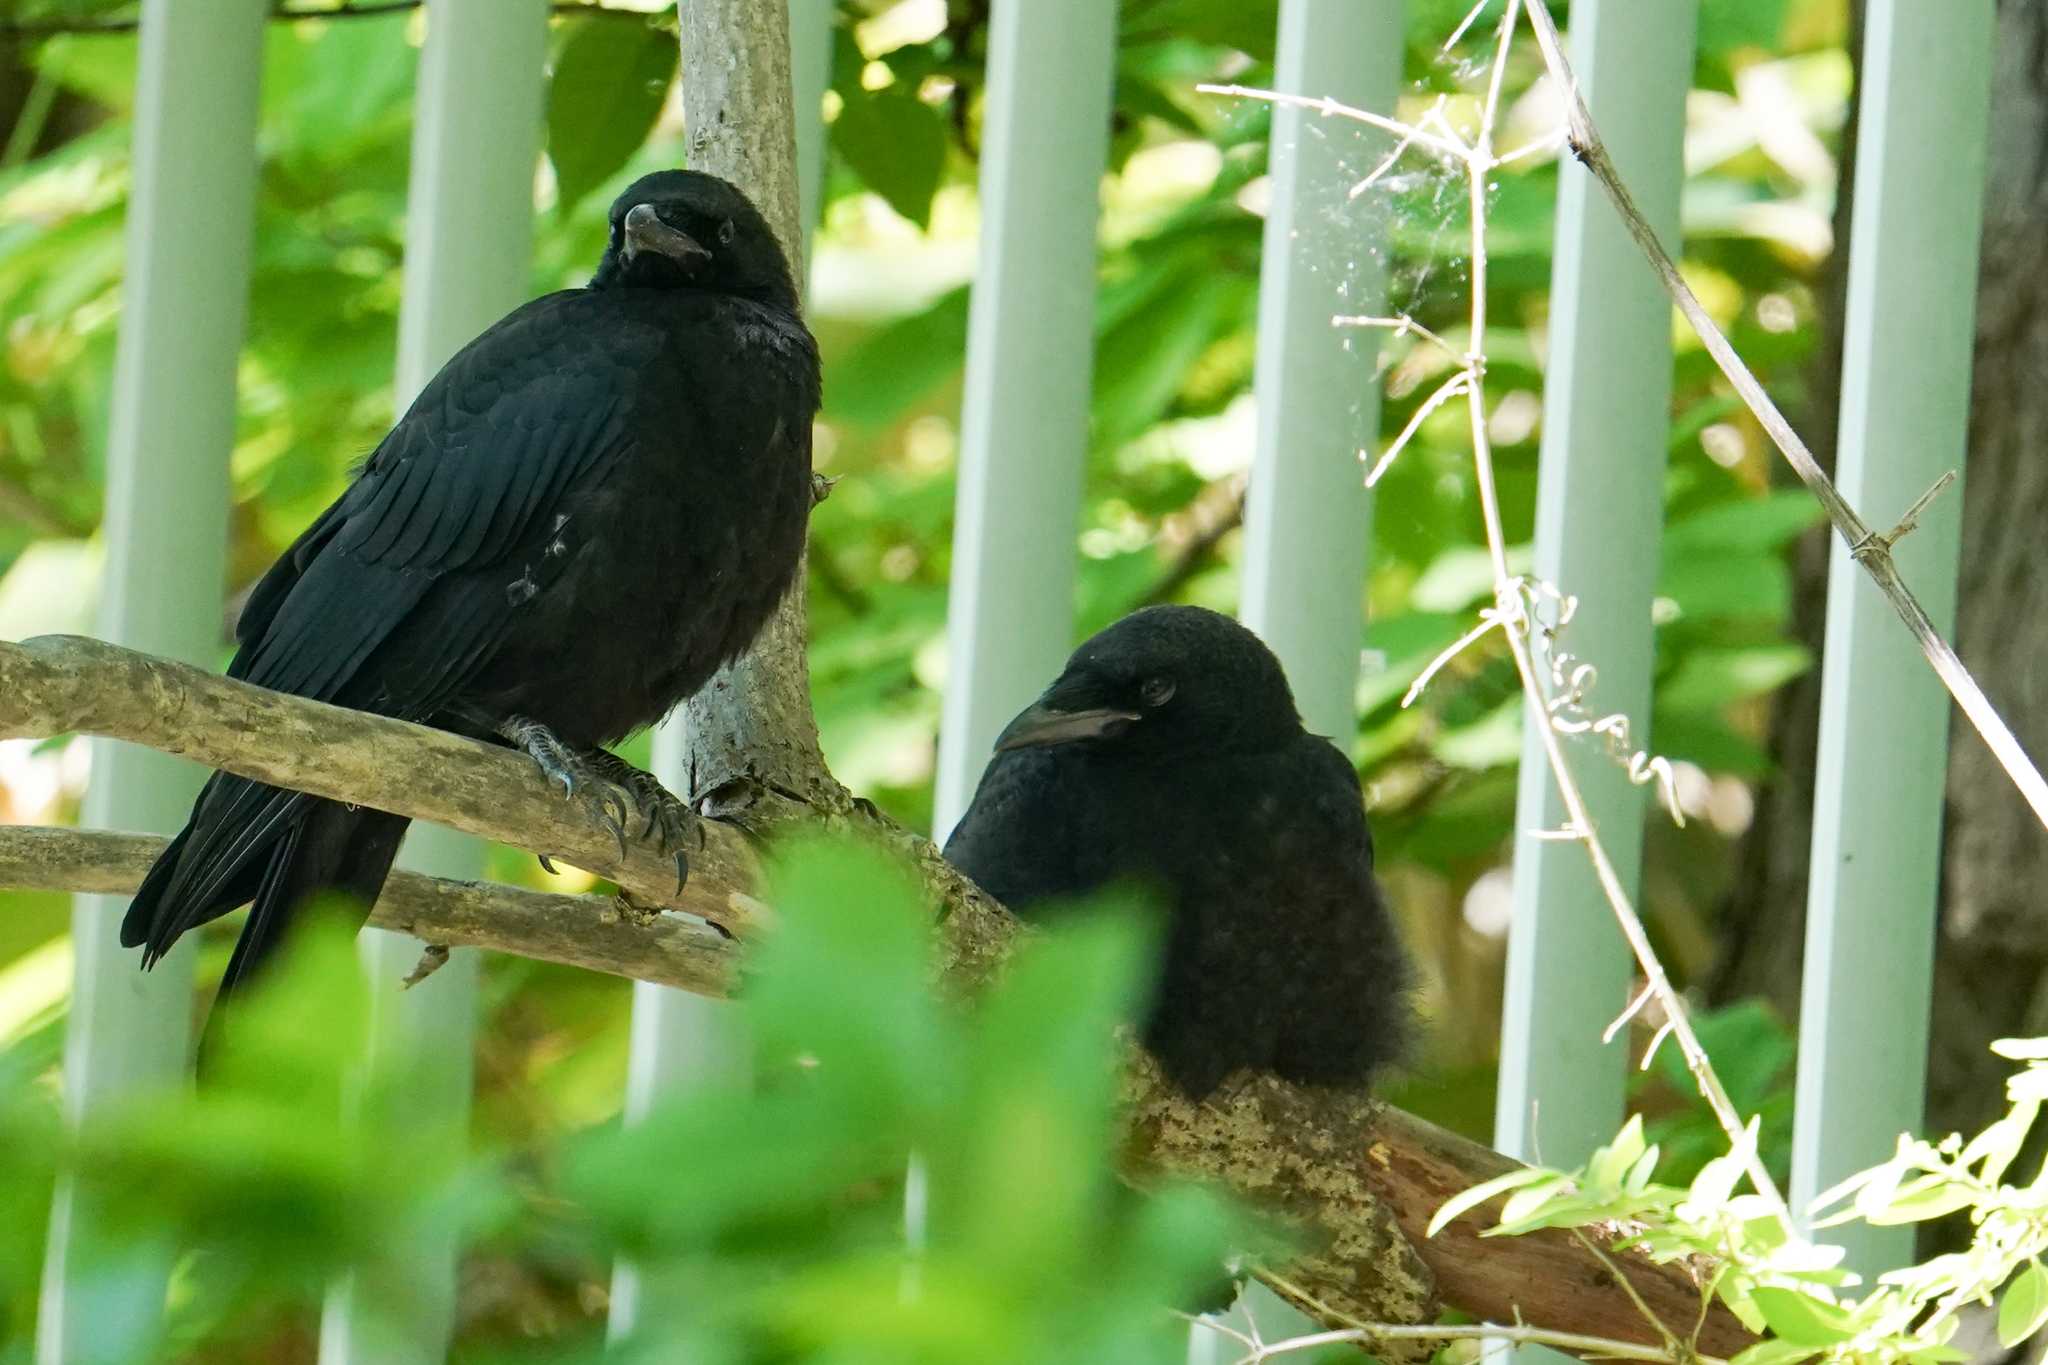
[593,170,798,310]
[994,605,1305,761]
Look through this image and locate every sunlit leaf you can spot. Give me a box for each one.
[547,16,678,216]
[1748,1287,1857,1346]
[1425,1166,1555,1237]
[831,86,947,229]
[2000,1263,2048,1349]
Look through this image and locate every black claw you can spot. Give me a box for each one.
[538,853,558,875]
[673,848,689,895]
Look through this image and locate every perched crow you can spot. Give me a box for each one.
[944,605,1415,1099]
[123,169,819,998]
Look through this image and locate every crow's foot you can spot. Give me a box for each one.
[499,716,634,860]
[581,747,699,891]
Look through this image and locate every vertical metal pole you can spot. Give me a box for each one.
[36,3,268,1362]
[607,0,829,1340]
[787,0,832,272]
[1239,0,1402,742]
[930,0,1118,841]
[1495,0,1695,1183]
[1791,0,1990,1279]
[317,3,548,1362]
[1195,4,1406,1355]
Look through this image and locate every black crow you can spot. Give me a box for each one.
[122,169,819,998]
[944,605,1415,1099]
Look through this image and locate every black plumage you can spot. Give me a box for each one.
[944,605,1415,1099]
[122,170,819,997]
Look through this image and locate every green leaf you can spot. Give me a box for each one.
[1425,1166,1555,1238]
[1587,1115,1649,1188]
[747,832,946,1115]
[1663,490,1825,555]
[1696,0,1792,61]
[1864,1177,1977,1226]
[1730,1340,1818,1365]
[831,86,947,229]
[1120,0,1279,62]
[1091,261,1242,449]
[2000,1263,2048,1349]
[949,907,1156,1278]
[1498,1174,1572,1227]
[1658,550,1791,624]
[825,284,971,428]
[546,17,678,216]
[1747,1287,1857,1347]
[1658,643,1813,713]
[1992,1037,2048,1060]
[1688,1152,1746,1211]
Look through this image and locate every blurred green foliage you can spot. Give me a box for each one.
[0,836,1259,1362]
[0,0,1844,1350]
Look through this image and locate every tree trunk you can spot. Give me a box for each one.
[674,0,848,813]
[1716,0,2048,1144]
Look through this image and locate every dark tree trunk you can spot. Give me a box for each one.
[1715,0,2048,1144]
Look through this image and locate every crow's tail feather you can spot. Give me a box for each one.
[215,800,409,999]
[121,778,409,1001]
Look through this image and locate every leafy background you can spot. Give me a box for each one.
[0,0,1844,1356]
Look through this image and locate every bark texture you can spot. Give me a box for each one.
[0,825,739,997]
[0,630,1753,1359]
[1718,0,2048,1143]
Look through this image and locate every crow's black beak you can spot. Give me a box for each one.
[994,699,1142,752]
[622,203,711,269]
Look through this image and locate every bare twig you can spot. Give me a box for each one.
[0,0,660,38]
[0,825,739,995]
[1521,0,2048,831]
[1237,1267,1721,1365]
[1196,84,1468,162]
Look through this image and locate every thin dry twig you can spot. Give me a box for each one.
[1229,1267,1720,1365]
[1196,84,1468,162]
[1221,0,1796,1220]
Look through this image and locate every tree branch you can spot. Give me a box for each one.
[0,825,738,996]
[0,1,659,39]
[0,634,768,939]
[0,630,1752,1361]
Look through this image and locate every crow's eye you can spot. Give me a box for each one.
[717,218,737,245]
[1140,676,1175,707]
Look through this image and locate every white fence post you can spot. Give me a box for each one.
[316,3,549,1362]
[1494,0,1696,1238]
[37,2,269,1362]
[1790,0,1991,1279]
[930,0,1119,841]
[1195,2,1406,1356]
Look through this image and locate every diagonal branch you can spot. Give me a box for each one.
[0,629,1751,1362]
[1521,0,2048,832]
[0,825,740,997]
[0,634,771,939]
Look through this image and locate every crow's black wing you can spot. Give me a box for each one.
[1239,736,1412,1086]
[123,289,655,958]
[943,747,1119,912]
